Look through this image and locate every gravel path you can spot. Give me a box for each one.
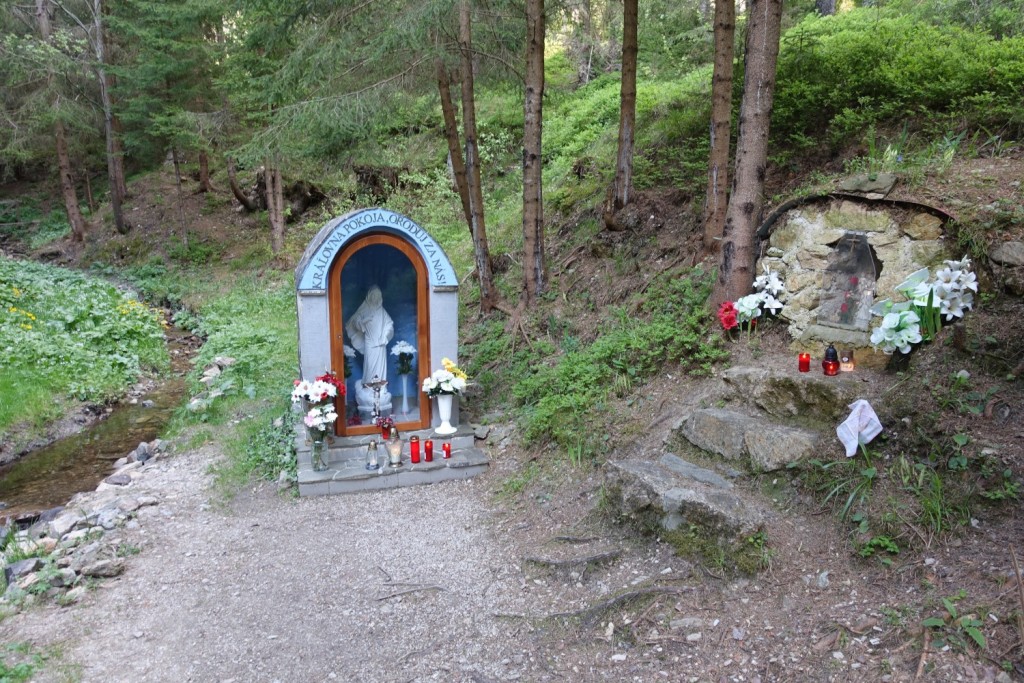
[2,445,569,682]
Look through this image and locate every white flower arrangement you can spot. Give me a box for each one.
[869,256,978,355]
[422,358,468,397]
[869,309,924,355]
[736,293,765,323]
[390,340,416,356]
[303,405,338,434]
[751,264,786,317]
[291,379,338,404]
[718,266,786,335]
[390,340,416,375]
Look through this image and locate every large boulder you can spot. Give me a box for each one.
[605,453,763,537]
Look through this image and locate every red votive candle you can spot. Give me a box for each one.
[442,442,452,459]
[798,353,811,373]
[424,439,433,462]
[409,436,420,464]
[822,360,839,376]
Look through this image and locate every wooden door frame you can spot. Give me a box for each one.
[328,232,431,436]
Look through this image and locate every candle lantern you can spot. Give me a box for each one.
[442,442,452,459]
[365,439,380,470]
[424,439,433,462]
[409,435,421,464]
[386,427,403,467]
[798,353,811,373]
[822,344,840,376]
[840,349,855,372]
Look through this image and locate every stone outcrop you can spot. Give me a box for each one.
[605,454,764,537]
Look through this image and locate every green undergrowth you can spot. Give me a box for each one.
[509,267,727,460]
[0,199,74,250]
[0,642,45,683]
[160,273,299,488]
[793,400,1020,564]
[774,10,1024,155]
[0,257,168,435]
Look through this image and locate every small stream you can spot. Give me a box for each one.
[0,328,195,521]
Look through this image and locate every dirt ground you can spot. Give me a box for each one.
[1,364,1020,683]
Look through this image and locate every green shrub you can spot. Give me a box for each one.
[774,12,1024,146]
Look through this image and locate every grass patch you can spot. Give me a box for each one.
[512,267,727,459]
[0,257,168,435]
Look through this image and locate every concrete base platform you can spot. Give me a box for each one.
[296,425,489,496]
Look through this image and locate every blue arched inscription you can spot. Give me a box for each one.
[296,208,458,292]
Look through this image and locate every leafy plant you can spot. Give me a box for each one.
[858,535,900,559]
[922,590,987,651]
[0,257,168,435]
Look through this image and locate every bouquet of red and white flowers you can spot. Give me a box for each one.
[292,371,345,436]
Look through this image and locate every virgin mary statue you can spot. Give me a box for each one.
[345,285,395,412]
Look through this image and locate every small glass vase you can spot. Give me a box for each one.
[311,438,327,472]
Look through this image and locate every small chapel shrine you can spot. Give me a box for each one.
[293,208,488,495]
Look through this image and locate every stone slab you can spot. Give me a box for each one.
[677,408,822,472]
[658,453,733,489]
[721,367,862,422]
[605,459,762,536]
[678,409,748,460]
[298,446,489,496]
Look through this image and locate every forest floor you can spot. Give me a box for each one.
[2,154,1023,681]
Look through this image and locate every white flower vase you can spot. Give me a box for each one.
[400,374,410,416]
[434,394,458,435]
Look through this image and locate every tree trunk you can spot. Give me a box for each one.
[710,0,783,309]
[37,0,86,243]
[84,172,96,214]
[91,0,127,234]
[198,150,214,193]
[702,0,736,254]
[55,122,87,243]
[110,92,128,200]
[459,0,497,313]
[171,148,188,248]
[227,156,258,211]
[436,58,473,236]
[522,0,546,304]
[266,158,286,259]
[603,0,638,231]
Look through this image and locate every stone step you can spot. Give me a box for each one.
[720,366,864,423]
[295,425,476,462]
[295,424,486,495]
[605,453,764,538]
[675,408,822,472]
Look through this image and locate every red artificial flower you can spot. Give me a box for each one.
[717,301,739,331]
[315,371,347,396]
[840,303,849,313]
[849,276,859,286]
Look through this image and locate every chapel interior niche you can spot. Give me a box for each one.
[330,236,429,436]
[817,232,881,331]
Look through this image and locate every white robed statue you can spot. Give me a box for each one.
[345,285,395,413]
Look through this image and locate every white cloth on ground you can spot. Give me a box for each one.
[836,399,883,457]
